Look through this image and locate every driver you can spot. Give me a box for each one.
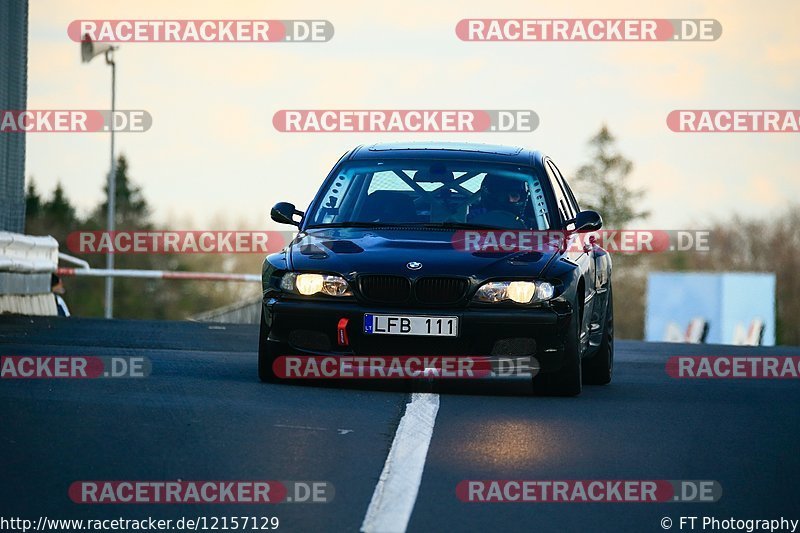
[470,173,531,226]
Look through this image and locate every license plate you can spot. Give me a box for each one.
[363,314,459,337]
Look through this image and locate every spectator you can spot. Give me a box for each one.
[51,273,70,317]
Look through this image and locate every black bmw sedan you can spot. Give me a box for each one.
[260,142,613,396]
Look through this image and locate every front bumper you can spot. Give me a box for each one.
[263,297,574,371]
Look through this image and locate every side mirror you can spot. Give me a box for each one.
[271,202,303,227]
[569,210,603,232]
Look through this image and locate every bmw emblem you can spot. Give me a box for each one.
[406,261,423,270]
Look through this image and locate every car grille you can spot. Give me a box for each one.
[358,275,467,305]
[359,275,411,303]
[415,277,468,304]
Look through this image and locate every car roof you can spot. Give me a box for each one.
[346,142,543,165]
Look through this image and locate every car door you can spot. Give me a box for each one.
[545,158,596,351]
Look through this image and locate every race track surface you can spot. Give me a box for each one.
[1,316,798,533]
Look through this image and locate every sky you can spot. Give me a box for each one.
[24,0,800,231]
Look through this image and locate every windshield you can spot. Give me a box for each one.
[305,160,551,230]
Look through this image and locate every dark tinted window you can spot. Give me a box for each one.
[548,160,580,216]
[544,160,574,224]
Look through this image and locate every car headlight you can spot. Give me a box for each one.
[473,280,555,304]
[280,272,352,297]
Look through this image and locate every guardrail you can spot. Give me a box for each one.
[0,232,59,273]
[189,296,262,324]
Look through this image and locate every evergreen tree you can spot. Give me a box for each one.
[25,179,42,222]
[24,178,77,243]
[90,154,151,230]
[43,182,76,227]
[573,125,649,228]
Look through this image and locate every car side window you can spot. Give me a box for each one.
[544,160,573,225]
[312,171,359,224]
[549,160,580,216]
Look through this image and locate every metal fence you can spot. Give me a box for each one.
[0,0,29,233]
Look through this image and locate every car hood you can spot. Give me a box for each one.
[287,228,557,280]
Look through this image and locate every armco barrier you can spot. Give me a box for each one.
[190,296,261,324]
[0,232,59,315]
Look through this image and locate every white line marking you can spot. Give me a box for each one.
[274,424,327,431]
[361,393,440,533]
[273,424,354,434]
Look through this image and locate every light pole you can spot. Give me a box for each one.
[81,35,118,318]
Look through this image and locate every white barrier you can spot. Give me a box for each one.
[0,232,58,273]
[685,317,709,344]
[0,232,59,315]
[663,317,709,343]
[733,318,765,346]
[0,294,56,315]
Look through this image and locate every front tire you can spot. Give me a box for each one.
[582,285,613,385]
[532,307,582,397]
[258,307,279,383]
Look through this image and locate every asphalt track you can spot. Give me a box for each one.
[1,316,799,533]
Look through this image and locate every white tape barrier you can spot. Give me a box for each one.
[56,268,260,283]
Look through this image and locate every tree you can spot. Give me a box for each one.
[573,125,649,228]
[43,182,76,226]
[25,179,42,222]
[24,179,77,244]
[90,154,151,230]
[77,153,240,319]
[23,155,258,320]
[570,126,650,340]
